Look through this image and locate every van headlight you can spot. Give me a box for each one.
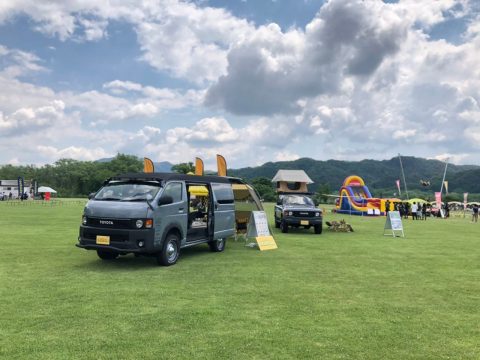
[315,212,320,217]
[135,220,144,229]
[82,215,87,225]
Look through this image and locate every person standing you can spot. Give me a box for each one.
[473,204,479,223]
[411,202,418,220]
[422,203,427,220]
[385,200,390,216]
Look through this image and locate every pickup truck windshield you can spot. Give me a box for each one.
[94,181,161,201]
[284,195,314,206]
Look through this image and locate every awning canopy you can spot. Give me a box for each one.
[403,198,428,204]
[188,185,208,196]
[38,186,57,193]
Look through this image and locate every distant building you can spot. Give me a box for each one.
[0,180,31,199]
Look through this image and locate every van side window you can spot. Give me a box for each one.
[163,182,182,203]
[211,183,234,204]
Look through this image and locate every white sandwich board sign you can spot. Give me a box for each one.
[246,211,277,251]
[383,211,405,238]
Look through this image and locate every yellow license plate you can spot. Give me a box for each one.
[96,235,110,245]
[300,220,309,226]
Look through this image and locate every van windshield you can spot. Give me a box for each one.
[94,181,161,202]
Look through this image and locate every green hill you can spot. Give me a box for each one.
[229,156,479,195]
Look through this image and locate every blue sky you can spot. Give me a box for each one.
[0,0,479,168]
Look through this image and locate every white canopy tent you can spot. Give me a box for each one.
[37,186,57,193]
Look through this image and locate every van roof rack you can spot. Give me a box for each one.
[110,172,241,185]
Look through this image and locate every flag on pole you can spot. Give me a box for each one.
[435,192,442,209]
[444,181,449,194]
[464,192,468,210]
[396,180,401,195]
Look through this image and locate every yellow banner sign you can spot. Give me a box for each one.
[256,236,277,251]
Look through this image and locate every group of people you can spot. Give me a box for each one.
[1,192,13,201]
[385,200,480,222]
[385,200,428,220]
[0,192,30,201]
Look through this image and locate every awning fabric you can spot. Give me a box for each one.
[38,186,57,193]
[188,185,208,196]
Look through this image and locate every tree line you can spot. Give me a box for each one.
[0,154,143,197]
[3,156,475,202]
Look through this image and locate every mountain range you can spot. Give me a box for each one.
[228,156,480,194]
[97,155,480,194]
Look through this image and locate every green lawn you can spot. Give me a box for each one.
[0,200,478,359]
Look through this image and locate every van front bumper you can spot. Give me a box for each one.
[76,225,155,254]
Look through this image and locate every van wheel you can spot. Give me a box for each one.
[209,238,226,252]
[281,221,288,233]
[97,250,119,260]
[274,219,280,228]
[314,223,323,234]
[157,233,180,266]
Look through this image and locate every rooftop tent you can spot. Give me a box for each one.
[271,169,313,194]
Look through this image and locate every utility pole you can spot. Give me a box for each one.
[398,154,409,200]
[439,158,449,195]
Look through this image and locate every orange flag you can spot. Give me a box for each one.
[144,157,154,173]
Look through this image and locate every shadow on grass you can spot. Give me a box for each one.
[74,243,219,271]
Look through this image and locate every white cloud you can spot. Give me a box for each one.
[1,0,480,167]
[0,0,254,83]
[275,151,300,162]
[37,145,110,161]
[393,129,417,140]
[0,100,66,135]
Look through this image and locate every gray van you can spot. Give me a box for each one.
[76,173,235,266]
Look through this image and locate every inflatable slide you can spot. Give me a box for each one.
[336,175,383,216]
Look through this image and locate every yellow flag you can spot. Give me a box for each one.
[216,154,227,177]
[144,157,154,173]
[444,181,449,194]
[195,157,204,176]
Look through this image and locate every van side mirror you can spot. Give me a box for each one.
[158,195,173,206]
[88,192,96,200]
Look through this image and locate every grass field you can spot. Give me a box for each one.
[0,200,479,359]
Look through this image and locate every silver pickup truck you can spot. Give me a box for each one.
[274,194,323,234]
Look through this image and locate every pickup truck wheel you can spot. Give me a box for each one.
[97,250,119,260]
[209,238,226,252]
[281,221,289,233]
[157,233,180,266]
[314,223,323,234]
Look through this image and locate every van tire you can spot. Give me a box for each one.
[314,223,323,234]
[97,250,119,260]
[281,221,288,233]
[274,219,280,228]
[209,238,226,252]
[157,232,180,266]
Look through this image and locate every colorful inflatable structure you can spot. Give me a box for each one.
[336,175,392,216]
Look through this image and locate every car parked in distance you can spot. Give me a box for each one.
[274,194,322,234]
